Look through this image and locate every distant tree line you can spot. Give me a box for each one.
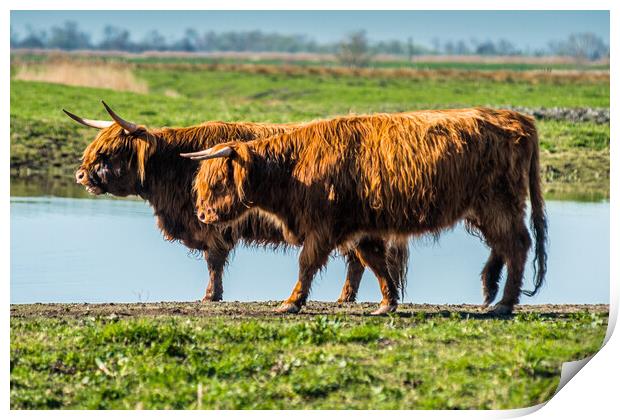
[431,34,609,60]
[10,21,609,62]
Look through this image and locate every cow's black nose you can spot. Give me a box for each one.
[75,170,86,183]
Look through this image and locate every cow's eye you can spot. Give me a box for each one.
[214,182,226,194]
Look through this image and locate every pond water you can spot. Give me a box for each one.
[10,180,609,305]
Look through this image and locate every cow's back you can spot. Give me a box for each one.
[280,108,537,236]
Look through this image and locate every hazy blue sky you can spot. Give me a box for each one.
[11,10,609,50]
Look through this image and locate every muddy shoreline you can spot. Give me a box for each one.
[10,302,609,319]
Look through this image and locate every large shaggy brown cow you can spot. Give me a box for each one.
[66,102,408,307]
[186,107,547,315]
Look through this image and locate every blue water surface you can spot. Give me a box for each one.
[10,196,609,305]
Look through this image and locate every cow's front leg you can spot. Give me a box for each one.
[276,236,332,314]
[201,246,231,302]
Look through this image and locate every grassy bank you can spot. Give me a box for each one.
[10,302,608,409]
[10,61,610,199]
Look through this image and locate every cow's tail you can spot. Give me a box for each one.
[523,129,548,297]
[387,238,409,300]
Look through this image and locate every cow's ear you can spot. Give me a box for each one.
[229,142,252,164]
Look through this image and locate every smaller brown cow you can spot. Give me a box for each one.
[67,102,408,309]
[185,108,547,315]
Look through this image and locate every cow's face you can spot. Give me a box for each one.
[76,126,144,197]
[66,103,153,197]
[190,144,252,225]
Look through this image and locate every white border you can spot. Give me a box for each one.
[4,2,616,418]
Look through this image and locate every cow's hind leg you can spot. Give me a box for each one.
[481,250,504,307]
[354,238,400,315]
[485,217,531,316]
[337,251,365,303]
[466,217,504,306]
[202,246,231,302]
[492,220,530,315]
[276,236,332,314]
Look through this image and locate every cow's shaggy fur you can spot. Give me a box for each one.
[192,107,547,314]
[76,118,408,303]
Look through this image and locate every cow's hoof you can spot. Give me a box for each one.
[201,294,223,303]
[489,304,513,316]
[482,296,494,308]
[482,289,499,308]
[370,304,397,316]
[337,296,356,304]
[274,302,301,314]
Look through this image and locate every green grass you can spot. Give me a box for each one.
[538,120,610,151]
[10,311,607,409]
[139,67,609,110]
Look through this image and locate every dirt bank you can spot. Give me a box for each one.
[10,302,609,320]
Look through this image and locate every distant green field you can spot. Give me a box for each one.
[10,65,610,126]
[9,63,610,198]
[10,305,608,409]
[10,65,609,135]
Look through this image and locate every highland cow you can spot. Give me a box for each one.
[66,102,407,307]
[186,107,547,315]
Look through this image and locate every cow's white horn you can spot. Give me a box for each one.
[101,101,140,134]
[63,109,114,129]
[179,146,233,160]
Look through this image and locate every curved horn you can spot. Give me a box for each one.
[63,109,113,129]
[180,146,233,161]
[101,101,140,134]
